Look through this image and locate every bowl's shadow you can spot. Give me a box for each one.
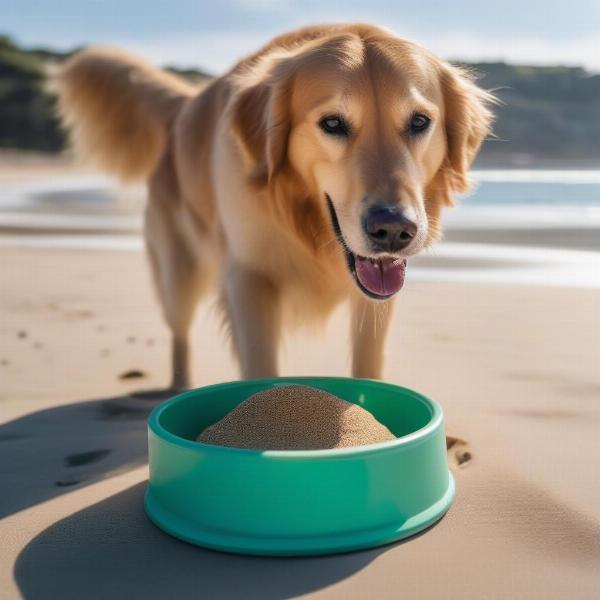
[14,481,390,600]
[0,389,179,519]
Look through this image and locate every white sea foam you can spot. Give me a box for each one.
[472,170,600,184]
[410,243,600,288]
[2,234,598,289]
[443,204,600,229]
[0,211,142,231]
[0,234,143,251]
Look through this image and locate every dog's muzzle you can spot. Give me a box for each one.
[325,194,406,300]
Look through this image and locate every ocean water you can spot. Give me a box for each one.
[466,170,600,206]
[1,170,599,287]
[446,170,600,230]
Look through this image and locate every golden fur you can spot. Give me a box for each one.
[56,24,494,387]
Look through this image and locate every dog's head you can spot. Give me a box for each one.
[231,25,494,299]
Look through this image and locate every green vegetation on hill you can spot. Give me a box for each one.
[465,62,600,166]
[1,35,599,166]
[0,36,67,151]
[0,36,211,154]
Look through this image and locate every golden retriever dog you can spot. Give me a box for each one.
[56,23,494,388]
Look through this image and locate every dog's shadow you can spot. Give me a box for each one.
[0,388,178,519]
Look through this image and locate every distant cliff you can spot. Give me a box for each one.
[1,36,598,167]
[466,62,600,167]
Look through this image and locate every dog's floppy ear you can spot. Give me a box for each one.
[229,60,293,184]
[230,33,363,186]
[434,64,495,206]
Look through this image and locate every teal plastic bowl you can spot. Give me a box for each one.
[145,377,454,556]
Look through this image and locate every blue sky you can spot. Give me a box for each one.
[3,0,599,73]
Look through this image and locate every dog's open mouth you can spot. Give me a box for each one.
[326,194,406,300]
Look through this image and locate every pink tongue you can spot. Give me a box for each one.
[355,257,406,296]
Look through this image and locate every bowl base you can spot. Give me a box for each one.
[144,473,455,557]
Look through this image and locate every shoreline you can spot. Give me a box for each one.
[3,148,600,171]
[1,161,600,290]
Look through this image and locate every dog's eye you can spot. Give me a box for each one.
[408,113,431,135]
[319,115,350,137]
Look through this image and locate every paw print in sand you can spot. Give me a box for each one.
[446,435,473,468]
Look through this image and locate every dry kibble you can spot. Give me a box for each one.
[197,384,396,450]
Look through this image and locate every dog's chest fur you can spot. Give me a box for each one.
[209,133,352,323]
[226,201,351,323]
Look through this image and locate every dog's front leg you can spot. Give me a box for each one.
[350,296,394,379]
[221,262,281,379]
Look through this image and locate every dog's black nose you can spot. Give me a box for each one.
[363,204,418,252]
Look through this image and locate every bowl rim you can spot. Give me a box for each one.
[148,376,444,460]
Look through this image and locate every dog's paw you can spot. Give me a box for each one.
[446,434,473,468]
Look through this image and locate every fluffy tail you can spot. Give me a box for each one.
[54,47,196,181]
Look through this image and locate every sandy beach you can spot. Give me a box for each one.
[1,161,600,599]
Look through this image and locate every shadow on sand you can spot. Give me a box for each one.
[7,390,444,599]
[0,389,178,519]
[14,480,391,600]
[4,389,383,599]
